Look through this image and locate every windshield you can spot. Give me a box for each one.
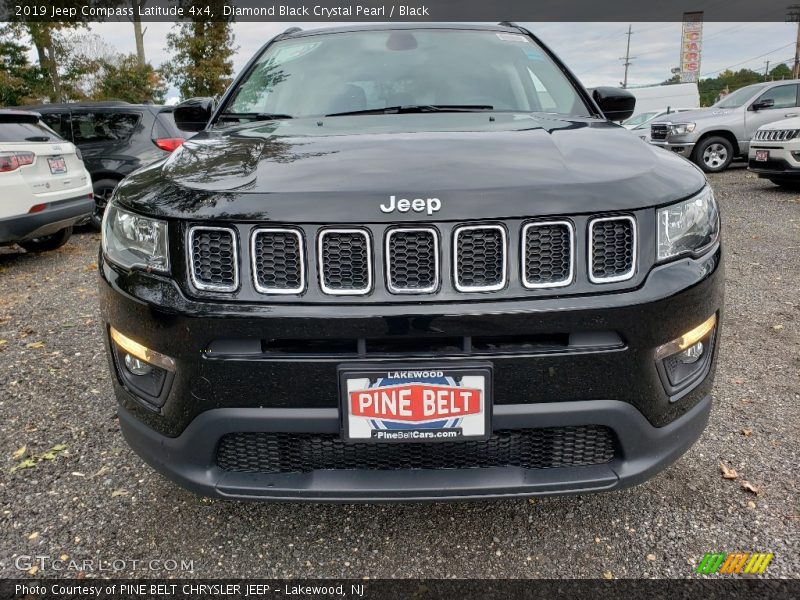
[623,111,659,127]
[223,29,591,119]
[713,85,760,109]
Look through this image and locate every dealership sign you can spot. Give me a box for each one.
[680,11,704,83]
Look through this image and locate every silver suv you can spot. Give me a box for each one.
[650,80,800,172]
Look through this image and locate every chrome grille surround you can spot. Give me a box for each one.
[588,215,637,284]
[754,128,800,141]
[453,224,508,292]
[521,220,575,289]
[385,227,439,294]
[187,225,239,293]
[250,227,305,295]
[317,228,373,296]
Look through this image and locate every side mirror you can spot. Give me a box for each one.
[173,97,215,132]
[592,87,636,122]
[751,98,774,111]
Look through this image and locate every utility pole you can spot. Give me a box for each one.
[764,60,770,78]
[788,5,800,78]
[620,25,635,88]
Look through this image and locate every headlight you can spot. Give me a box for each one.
[657,186,719,261]
[102,203,169,273]
[668,123,696,136]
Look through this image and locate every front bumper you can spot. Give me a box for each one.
[0,194,94,243]
[649,140,695,157]
[99,246,723,501]
[748,145,800,177]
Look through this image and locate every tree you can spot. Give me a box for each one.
[97,55,166,103]
[0,26,47,105]
[161,0,236,99]
[769,63,792,81]
[131,0,148,66]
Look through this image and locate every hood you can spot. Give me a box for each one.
[650,107,730,125]
[116,113,706,223]
[759,116,800,131]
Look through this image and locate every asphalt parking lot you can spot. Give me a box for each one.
[0,166,798,579]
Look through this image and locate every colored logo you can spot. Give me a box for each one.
[351,375,480,431]
[696,552,774,575]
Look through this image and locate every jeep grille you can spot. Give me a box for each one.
[589,216,636,283]
[251,228,304,294]
[318,229,372,295]
[386,228,439,293]
[753,128,800,141]
[454,225,507,292]
[188,226,238,292]
[522,221,574,288]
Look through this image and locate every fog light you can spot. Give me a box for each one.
[109,326,175,408]
[676,341,703,364]
[655,314,716,361]
[124,353,153,376]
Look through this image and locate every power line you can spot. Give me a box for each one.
[700,43,795,77]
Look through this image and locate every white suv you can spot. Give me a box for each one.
[0,110,93,252]
[748,115,800,188]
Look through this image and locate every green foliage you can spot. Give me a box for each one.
[0,28,48,105]
[96,55,167,103]
[697,65,793,107]
[161,0,236,99]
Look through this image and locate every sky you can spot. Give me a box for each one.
[31,21,800,101]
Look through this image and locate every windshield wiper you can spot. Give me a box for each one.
[218,112,294,122]
[325,104,494,117]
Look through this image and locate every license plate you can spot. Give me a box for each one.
[755,150,770,162]
[47,157,67,174]
[340,365,491,442]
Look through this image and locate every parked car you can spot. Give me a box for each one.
[28,102,185,228]
[0,110,93,252]
[747,116,800,188]
[649,80,800,172]
[623,107,693,141]
[99,23,722,501]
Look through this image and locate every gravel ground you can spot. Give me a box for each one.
[0,167,798,580]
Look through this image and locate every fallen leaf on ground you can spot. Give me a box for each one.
[28,566,38,576]
[28,532,39,540]
[10,458,37,473]
[742,428,753,437]
[111,489,128,498]
[742,481,761,495]
[772,324,784,331]
[25,341,45,349]
[733,378,745,385]
[12,446,26,460]
[747,501,756,509]
[720,462,738,480]
[603,571,614,580]
[646,554,656,561]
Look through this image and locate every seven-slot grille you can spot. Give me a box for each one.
[386,228,439,293]
[454,225,507,292]
[589,216,636,283]
[251,228,304,294]
[754,128,800,141]
[186,217,639,296]
[522,221,574,288]
[188,226,238,292]
[318,229,372,295]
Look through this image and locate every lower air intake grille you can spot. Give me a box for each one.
[454,225,506,291]
[252,228,304,294]
[319,229,371,295]
[189,226,238,292]
[589,216,636,283]
[523,221,573,288]
[386,228,438,293]
[216,425,615,473]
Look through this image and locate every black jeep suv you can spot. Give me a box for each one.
[31,101,185,228]
[99,24,723,501]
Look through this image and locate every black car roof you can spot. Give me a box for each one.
[23,101,169,113]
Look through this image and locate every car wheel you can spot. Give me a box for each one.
[18,227,73,253]
[692,137,734,173]
[91,179,119,230]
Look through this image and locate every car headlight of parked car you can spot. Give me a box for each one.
[657,185,719,261]
[667,123,696,136]
[102,203,170,273]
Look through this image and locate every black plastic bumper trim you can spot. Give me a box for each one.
[0,194,94,243]
[117,395,712,502]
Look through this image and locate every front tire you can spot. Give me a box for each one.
[692,136,734,173]
[91,178,119,230]
[18,227,73,253]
